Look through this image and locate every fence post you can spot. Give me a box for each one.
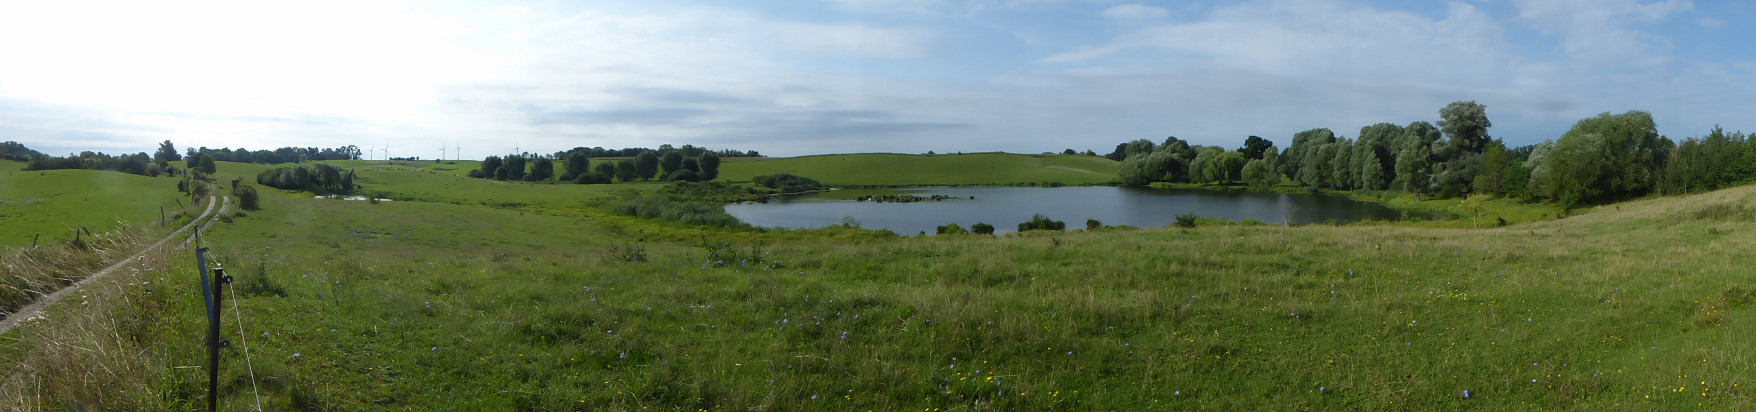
[195,244,232,412]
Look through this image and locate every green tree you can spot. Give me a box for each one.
[480,156,503,179]
[197,154,217,174]
[1238,136,1275,160]
[1533,111,1668,205]
[635,151,659,181]
[616,159,639,182]
[1433,101,1492,192]
[1241,157,1281,190]
[505,156,527,181]
[1329,138,1354,190]
[1302,141,1341,188]
[1395,140,1431,195]
[1285,128,1336,183]
[595,162,617,178]
[1473,140,1510,195]
[698,152,721,181]
[154,140,181,163]
[661,151,684,175]
[562,153,590,181]
[529,157,555,181]
[1353,123,1402,190]
[1536,133,1608,209]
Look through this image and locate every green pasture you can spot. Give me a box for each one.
[5,155,1756,410]
[0,160,187,248]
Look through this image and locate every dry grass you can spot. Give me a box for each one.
[0,224,152,315]
[0,241,191,411]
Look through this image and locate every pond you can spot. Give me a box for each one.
[724,186,1437,235]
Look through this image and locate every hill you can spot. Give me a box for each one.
[0,161,187,248]
[4,158,1756,409]
[718,152,1119,186]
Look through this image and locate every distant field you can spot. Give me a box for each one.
[211,160,650,211]
[0,160,187,248]
[718,153,1119,186]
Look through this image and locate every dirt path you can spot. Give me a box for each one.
[0,195,228,335]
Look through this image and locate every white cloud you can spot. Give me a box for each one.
[1699,17,1725,28]
[1045,1,1512,87]
[1512,0,1693,62]
[0,0,504,123]
[825,0,947,15]
[1101,4,1169,21]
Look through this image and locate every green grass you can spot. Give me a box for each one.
[0,161,188,248]
[6,158,1756,410]
[719,153,1119,186]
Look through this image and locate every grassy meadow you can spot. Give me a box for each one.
[717,153,1119,186]
[0,159,189,248]
[3,157,1756,410]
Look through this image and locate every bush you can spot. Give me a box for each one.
[664,170,702,182]
[1175,211,1198,228]
[467,169,488,179]
[753,173,824,193]
[936,223,969,235]
[971,222,995,235]
[573,172,613,185]
[235,184,261,210]
[1018,214,1065,232]
[1086,218,1102,230]
[611,196,750,229]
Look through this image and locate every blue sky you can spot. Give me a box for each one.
[1,0,1752,158]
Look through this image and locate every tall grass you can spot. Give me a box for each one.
[0,224,152,314]
[0,242,202,410]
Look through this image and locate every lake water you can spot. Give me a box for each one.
[725,186,1433,235]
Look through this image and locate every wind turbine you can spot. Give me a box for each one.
[455,142,462,161]
[439,145,446,161]
[380,145,389,161]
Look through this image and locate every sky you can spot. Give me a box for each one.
[1,0,1753,159]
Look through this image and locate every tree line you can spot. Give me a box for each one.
[469,149,722,185]
[552,144,761,160]
[11,140,362,177]
[256,163,357,195]
[14,140,187,177]
[1113,101,1750,209]
[184,145,362,165]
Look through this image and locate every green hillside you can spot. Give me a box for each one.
[718,153,1119,186]
[7,154,1756,410]
[0,161,187,248]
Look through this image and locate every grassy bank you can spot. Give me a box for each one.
[1147,181,1566,227]
[3,160,1755,409]
[718,153,1119,186]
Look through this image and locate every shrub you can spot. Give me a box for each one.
[1086,218,1102,230]
[936,223,969,235]
[664,170,702,182]
[574,172,613,185]
[1175,211,1198,228]
[753,173,824,193]
[611,196,750,229]
[971,223,995,235]
[1018,214,1065,232]
[235,184,261,210]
